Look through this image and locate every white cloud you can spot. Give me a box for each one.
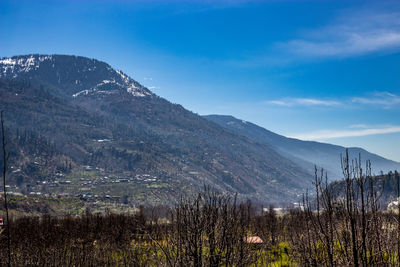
[277,9,400,59]
[281,31,400,59]
[352,92,400,107]
[349,124,369,129]
[267,92,400,109]
[290,126,400,141]
[266,97,341,107]
[296,98,341,106]
[267,100,291,106]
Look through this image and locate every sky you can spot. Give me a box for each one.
[1,0,400,161]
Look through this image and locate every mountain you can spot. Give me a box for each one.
[0,54,313,204]
[204,115,400,180]
[328,171,399,209]
[0,55,152,99]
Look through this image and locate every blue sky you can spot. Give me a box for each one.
[1,0,400,161]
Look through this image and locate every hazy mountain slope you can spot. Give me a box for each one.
[0,54,314,203]
[205,115,400,180]
[0,79,194,191]
[329,172,399,209]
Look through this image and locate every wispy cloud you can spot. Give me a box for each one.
[348,124,369,129]
[352,92,400,107]
[266,97,341,107]
[267,92,400,109]
[290,126,400,141]
[278,9,400,60]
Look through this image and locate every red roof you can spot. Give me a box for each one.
[244,236,263,244]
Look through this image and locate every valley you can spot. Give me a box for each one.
[0,54,399,207]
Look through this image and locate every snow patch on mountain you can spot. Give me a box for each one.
[0,55,52,77]
[114,69,152,97]
[0,55,153,98]
[72,89,119,98]
[72,90,90,98]
[72,75,152,98]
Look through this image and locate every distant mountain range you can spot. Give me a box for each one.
[0,54,398,204]
[204,115,400,180]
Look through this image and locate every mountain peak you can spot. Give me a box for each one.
[0,56,315,203]
[0,54,53,76]
[0,54,153,98]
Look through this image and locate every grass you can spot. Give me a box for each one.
[0,195,85,218]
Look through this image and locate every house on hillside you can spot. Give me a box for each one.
[244,236,263,244]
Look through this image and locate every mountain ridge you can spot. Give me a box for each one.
[0,54,153,99]
[204,114,400,180]
[0,54,314,204]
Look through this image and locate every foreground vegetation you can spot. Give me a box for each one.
[0,193,294,266]
[1,153,400,266]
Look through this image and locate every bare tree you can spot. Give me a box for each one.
[1,110,11,267]
[341,149,359,267]
[397,170,400,267]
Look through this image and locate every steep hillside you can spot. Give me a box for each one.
[0,55,152,99]
[328,171,400,209]
[0,55,313,203]
[205,115,400,180]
